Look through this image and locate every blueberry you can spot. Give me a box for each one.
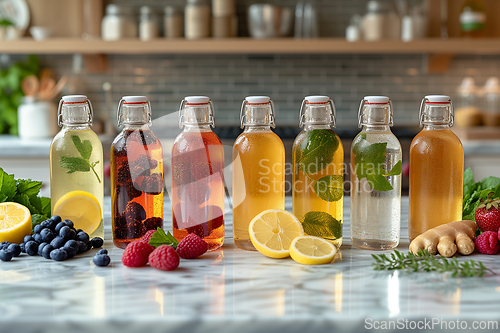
[50,249,67,261]
[76,232,90,243]
[55,222,66,233]
[7,244,21,257]
[64,240,79,250]
[41,244,54,259]
[40,220,52,228]
[25,241,39,256]
[86,242,92,252]
[34,224,43,234]
[33,233,43,243]
[38,242,48,256]
[0,241,10,250]
[0,250,13,261]
[24,235,34,243]
[47,220,57,231]
[40,229,55,243]
[63,244,77,259]
[74,241,85,254]
[20,243,26,253]
[92,254,110,267]
[50,215,62,224]
[91,237,104,249]
[97,249,108,255]
[63,219,74,229]
[75,229,83,234]
[50,236,65,249]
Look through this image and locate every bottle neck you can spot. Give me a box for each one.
[362,124,391,132]
[360,104,392,127]
[183,124,212,132]
[119,103,151,126]
[423,124,451,130]
[244,125,272,132]
[421,104,453,127]
[60,103,92,127]
[242,104,274,127]
[304,123,331,130]
[301,104,334,128]
[181,104,213,128]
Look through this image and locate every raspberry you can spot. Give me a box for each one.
[141,229,157,244]
[122,240,154,267]
[475,231,500,255]
[149,245,179,271]
[176,233,208,259]
[142,173,163,195]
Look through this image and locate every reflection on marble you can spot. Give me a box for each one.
[0,198,500,333]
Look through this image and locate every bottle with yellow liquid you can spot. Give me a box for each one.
[232,96,285,251]
[50,95,104,239]
[409,95,464,240]
[292,96,343,248]
[351,96,402,250]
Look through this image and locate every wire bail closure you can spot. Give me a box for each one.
[57,98,94,127]
[178,99,215,129]
[419,97,454,127]
[116,98,153,127]
[299,98,336,128]
[358,98,394,128]
[240,99,276,129]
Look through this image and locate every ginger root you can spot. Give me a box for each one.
[409,220,477,258]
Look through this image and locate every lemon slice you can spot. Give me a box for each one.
[290,236,337,265]
[249,209,304,259]
[53,191,102,235]
[0,202,32,244]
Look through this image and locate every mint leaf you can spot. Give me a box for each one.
[16,179,42,197]
[302,211,342,240]
[13,193,36,214]
[384,160,402,177]
[0,167,17,201]
[60,156,91,173]
[366,174,394,192]
[149,227,179,249]
[40,197,51,217]
[297,129,339,174]
[32,214,49,231]
[463,167,475,198]
[71,135,93,160]
[314,175,343,202]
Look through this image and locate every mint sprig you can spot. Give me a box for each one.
[60,135,101,183]
[149,227,179,249]
[302,211,342,240]
[352,133,402,192]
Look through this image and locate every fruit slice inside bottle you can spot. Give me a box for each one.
[53,190,102,235]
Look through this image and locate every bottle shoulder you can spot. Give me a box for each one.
[352,129,401,152]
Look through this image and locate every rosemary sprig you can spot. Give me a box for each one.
[372,250,495,278]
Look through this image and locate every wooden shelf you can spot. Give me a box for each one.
[2,38,500,55]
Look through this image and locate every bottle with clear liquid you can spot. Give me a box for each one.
[50,95,104,239]
[172,96,225,251]
[111,96,163,249]
[409,95,463,240]
[292,96,343,248]
[350,96,402,250]
[233,96,285,251]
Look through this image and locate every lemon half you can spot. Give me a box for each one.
[290,236,337,265]
[249,209,304,259]
[0,202,32,244]
[53,191,101,235]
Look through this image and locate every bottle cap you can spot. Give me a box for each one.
[419,95,454,127]
[245,96,270,104]
[62,95,87,103]
[300,96,336,127]
[424,95,451,103]
[364,96,389,104]
[240,96,275,128]
[122,95,148,104]
[117,96,152,126]
[185,96,210,104]
[304,95,330,104]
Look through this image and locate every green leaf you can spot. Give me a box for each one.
[384,160,402,177]
[71,135,93,160]
[297,129,339,174]
[478,176,500,191]
[366,173,394,192]
[463,167,475,197]
[60,156,90,173]
[31,214,49,232]
[301,211,342,240]
[149,227,179,249]
[0,167,17,201]
[13,193,36,214]
[314,175,343,202]
[15,179,42,197]
[40,197,51,217]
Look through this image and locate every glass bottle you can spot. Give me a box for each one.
[460,0,486,38]
[171,96,225,251]
[482,77,500,126]
[111,96,163,249]
[292,96,343,248]
[232,96,285,251]
[350,96,402,250]
[50,95,104,239]
[409,95,464,240]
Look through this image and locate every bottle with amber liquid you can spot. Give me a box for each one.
[171,96,225,251]
[409,95,464,240]
[111,96,164,249]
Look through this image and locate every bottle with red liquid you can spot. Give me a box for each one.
[171,96,225,251]
[111,96,164,249]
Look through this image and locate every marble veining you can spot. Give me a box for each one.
[1,197,500,333]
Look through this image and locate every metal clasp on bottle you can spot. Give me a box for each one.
[116,98,153,127]
[57,98,94,127]
[419,97,454,127]
[299,98,336,128]
[178,99,215,129]
[240,99,276,129]
[357,98,394,128]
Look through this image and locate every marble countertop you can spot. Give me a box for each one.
[1,197,500,333]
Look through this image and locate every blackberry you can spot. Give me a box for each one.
[0,250,13,261]
[126,220,145,239]
[114,146,128,158]
[125,180,143,200]
[24,235,34,243]
[93,254,111,267]
[7,244,21,257]
[38,242,48,256]
[34,224,43,234]
[40,229,56,243]
[91,237,104,249]
[113,215,128,239]
[144,217,163,231]
[50,249,67,261]
[76,231,90,243]
[50,236,66,249]
[25,241,39,256]
[130,155,158,179]
[97,249,108,255]
[41,244,54,259]
[124,201,146,225]
[50,215,62,224]
[117,163,131,184]
[142,173,163,195]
